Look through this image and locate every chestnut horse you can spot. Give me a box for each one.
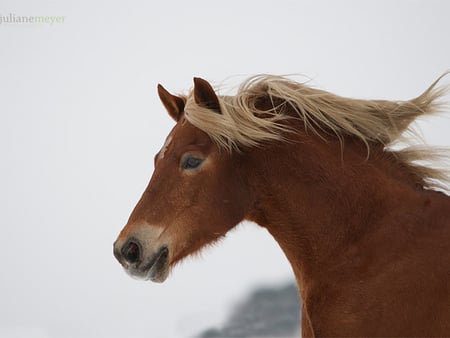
[114,74,450,336]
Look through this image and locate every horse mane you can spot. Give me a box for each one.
[183,74,450,190]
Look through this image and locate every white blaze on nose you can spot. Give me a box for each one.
[159,135,173,159]
[138,225,166,250]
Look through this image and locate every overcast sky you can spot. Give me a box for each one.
[1,1,450,337]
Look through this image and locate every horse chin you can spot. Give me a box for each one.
[147,267,169,283]
[144,246,170,283]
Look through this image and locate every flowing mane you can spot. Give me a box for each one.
[183,74,450,190]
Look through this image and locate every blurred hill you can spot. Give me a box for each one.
[198,282,301,337]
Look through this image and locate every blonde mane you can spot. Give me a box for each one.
[183,74,450,190]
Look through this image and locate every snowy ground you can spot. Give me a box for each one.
[198,282,301,338]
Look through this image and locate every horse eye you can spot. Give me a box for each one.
[181,155,204,170]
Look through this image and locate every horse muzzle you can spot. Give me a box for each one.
[113,226,170,283]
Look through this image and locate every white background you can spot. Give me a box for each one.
[1,1,449,337]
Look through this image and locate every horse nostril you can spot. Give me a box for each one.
[122,239,141,264]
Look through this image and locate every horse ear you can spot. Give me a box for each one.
[157,84,185,121]
[193,77,221,113]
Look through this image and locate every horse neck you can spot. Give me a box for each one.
[245,133,426,292]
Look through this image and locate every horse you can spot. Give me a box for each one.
[114,74,450,336]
